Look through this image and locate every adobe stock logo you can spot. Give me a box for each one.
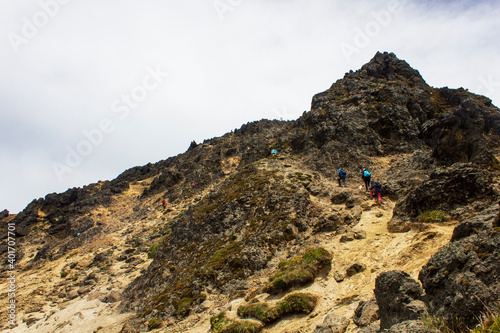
[7,0,73,53]
[475,75,500,97]
[340,0,407,62]
[213,0,243,21]
[51,66,169,182]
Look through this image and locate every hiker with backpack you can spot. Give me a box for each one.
[338,168,347,187]
[361,168,371,191]
[370,181,382,204]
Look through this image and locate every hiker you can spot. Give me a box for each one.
[162,199,166,209]
[338,168,347,187]
[361,168,371,191]
[370,181,382,204]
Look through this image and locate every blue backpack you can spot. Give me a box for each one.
[363,170,371,178]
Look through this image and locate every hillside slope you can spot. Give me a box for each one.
[1,52,500,333]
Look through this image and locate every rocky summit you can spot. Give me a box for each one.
[1,52,500,333]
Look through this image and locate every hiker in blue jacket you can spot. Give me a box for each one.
[361,168,371,191]
[338,168,347,187]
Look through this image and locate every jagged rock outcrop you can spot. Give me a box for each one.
[418,203,500,331]
[389,164,498,232]
[422,88,500,165]
[353,298,379,327]
[0,209,8,219]
[374,270,427,330]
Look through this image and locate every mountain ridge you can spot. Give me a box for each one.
[1,51,500,333]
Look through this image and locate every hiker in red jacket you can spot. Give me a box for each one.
[162,200,166,209]
[370,181,382,204]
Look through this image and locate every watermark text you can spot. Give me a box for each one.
[7,0,73,53]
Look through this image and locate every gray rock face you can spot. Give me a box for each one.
[418,203,500,331]
[356,321,380,333]
[340,232,355,243]
[353,298,379,327]
[387,320,436,333]
[353,229,367,240]
[67,290,79,300]
[389,164,497,233]
[421,92,500,165]
[313,313,349,333]
[346,262,366,277]
[333,271,345,283]
[374,270,427,330]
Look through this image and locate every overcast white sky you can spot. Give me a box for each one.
[1,0,499,213]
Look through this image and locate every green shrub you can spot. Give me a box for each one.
[237,293,317,324]
[220,320,263,333]
[211,312,230,331]
[416,210,447,222]
[422,315,453,333]
[72,275,79,282]
[263,247,332,294]
[277,293,317,314]
[237,302,280,324]
[295,172,306,181]
[211,312,263,333]
[60,271,68,278]
[148,242,160,259]
[473,314,500,333]
[174,297,195,318]
[147,317,162,330]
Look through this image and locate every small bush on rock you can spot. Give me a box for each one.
[263,247,331,294]
[416,210,447,222]
[210,312,263,333]
[237,293,317,324]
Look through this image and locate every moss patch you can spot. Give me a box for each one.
[211,312,263,333]
[237,293,317,324]
[148,242,160,259]
[147,317,162,330]
[263,247,332,294]
[173,297,195,318]
[416,210,447,223]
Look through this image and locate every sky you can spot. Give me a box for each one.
[1,0,499,213]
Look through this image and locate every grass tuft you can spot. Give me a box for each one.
[237,293,317,324]
[147,317,162,330]
[148,242,160,259]
[263,247,332,294]
[416,210,448,223]
[210,312,263,333]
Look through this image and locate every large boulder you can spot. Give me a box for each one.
[374,270,427,330]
